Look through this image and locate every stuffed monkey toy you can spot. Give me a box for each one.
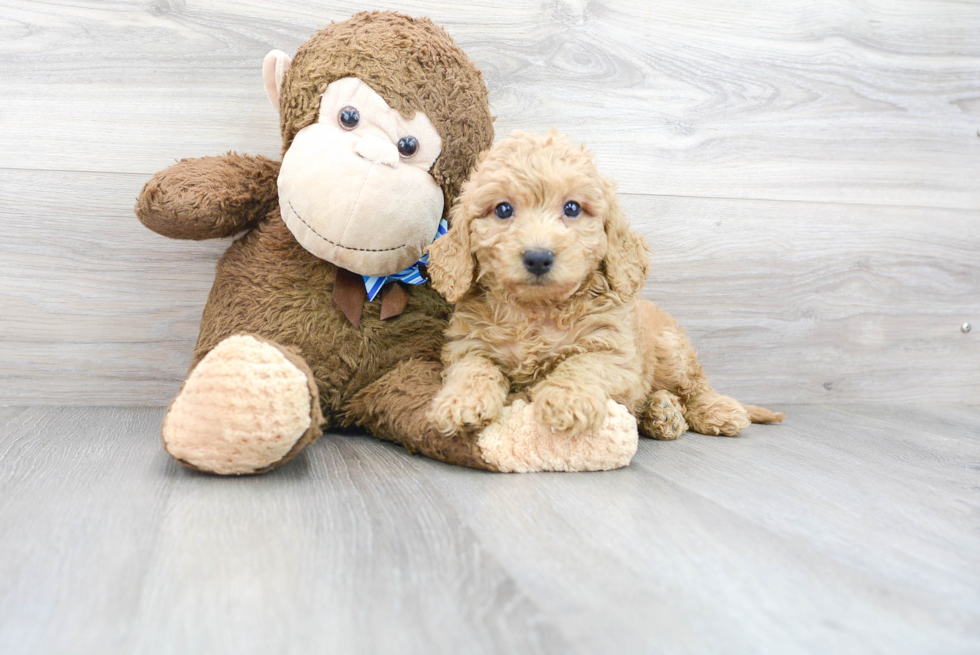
[136,12,639,475]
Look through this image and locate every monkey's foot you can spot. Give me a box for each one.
[476,399,638,473]
[162,334,322,475]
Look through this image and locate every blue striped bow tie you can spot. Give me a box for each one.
[362,219,448,301]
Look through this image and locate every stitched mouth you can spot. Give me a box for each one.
[286,200,407,253]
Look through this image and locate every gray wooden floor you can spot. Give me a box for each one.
[1,405,978,655]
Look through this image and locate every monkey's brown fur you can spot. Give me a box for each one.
[280,12,493,205]
[136,13,498,472]
[427,131,785,440]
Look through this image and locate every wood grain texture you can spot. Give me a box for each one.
[0,405,977,654]
[1,169,976,404]
[0,0,978,404]
[2,0,978,207]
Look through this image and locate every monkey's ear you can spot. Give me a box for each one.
[427,204,476,304]
[262,50,293,112]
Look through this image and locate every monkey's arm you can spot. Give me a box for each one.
[136,153,280,240]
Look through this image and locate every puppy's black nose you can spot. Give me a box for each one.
[523,249,555,276]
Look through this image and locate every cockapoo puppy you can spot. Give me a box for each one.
[426,131,783,440]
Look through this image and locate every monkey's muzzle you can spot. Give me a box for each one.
[278,123,445,276]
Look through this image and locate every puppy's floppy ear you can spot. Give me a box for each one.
[427,199,475,304]
[602,190,650,302]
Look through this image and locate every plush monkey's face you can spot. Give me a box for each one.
[260,13,493,278]
[274,76,445,276]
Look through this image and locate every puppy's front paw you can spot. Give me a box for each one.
[638,390,688,440]
[428,387,504,436]
[532,383,609,434]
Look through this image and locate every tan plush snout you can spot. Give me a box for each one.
[354,133,400,167]
[278,123,444,276]
[275,76,448,277]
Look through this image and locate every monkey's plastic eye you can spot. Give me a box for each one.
[397,136,419,158]
[338,106,360,130]
[494,202,514,220]
[563,201,582,218]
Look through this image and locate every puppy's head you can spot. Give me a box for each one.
[428,130,649,304]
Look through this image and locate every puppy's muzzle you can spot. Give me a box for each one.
[523,249,555,277]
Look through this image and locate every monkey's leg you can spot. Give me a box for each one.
[344,359,638,473]
[161,334,323,475]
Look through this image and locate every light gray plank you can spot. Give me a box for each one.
[1,0,978,208]
[0,407,177,655]
[124,439,568,655]
[841,403,980,442]
[0,406,568,655]
[414,407,980,655]
[639,194,980,404]
[2,169,976,404]
[1,405,978,654]
[636,405,980,610]
[0,168,224,344]
[0,169,222,403]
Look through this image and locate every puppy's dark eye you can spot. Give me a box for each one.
[494,202,514,220]
[397,136,419,158]
[338,106,360,130]
[563,201,582,218]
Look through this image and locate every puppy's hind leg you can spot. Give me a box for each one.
[683,388,752,437]
[637,390,688,440]
[682,377,786,437]
[743,404,786,424]
[643,305,779,437]
[640,300,784,437]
